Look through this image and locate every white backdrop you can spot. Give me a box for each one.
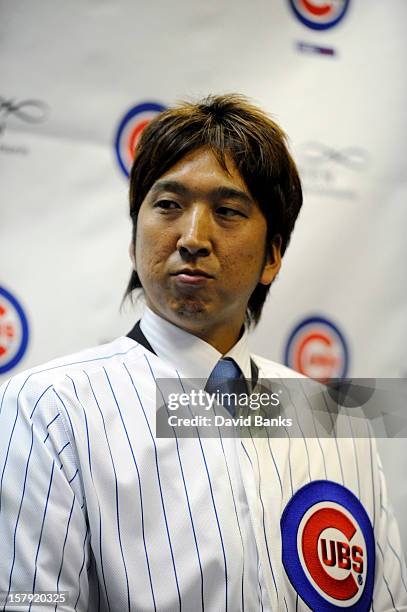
[1,0,406,553]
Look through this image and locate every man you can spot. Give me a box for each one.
[0,94,406,611]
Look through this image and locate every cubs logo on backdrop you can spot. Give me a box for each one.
[281,481,375,610]
[0,287,29,375]
[288,0,350,30]
[115,101,166,177]
[284,316,348,381]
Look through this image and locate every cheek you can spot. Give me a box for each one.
[135,223,173,275]
[221,229,266,282]
[225,252,264,287]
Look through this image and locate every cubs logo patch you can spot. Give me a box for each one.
[281,481,375,610]
[288,0,350,31]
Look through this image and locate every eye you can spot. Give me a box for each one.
[216,206,244,217]
[153,199,181,210]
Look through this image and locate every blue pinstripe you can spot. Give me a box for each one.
[322,391,345,484]
[298,379,328,479]
[43,412,61,444]
[176,368,229,611]
[69,469,79,484]
[0,385,27,515]
[97,503,110,612]
[53,389,77,445]
[29,384,53,419]
[69,375,92,476]
[377,541,399,611]
[95,556,101,612]
[126,359,182,610]
[368,425,376,529]
[239,444,265,610]
[380,504,407,594]
[74,525,89,611]
[0,378,12,417]
[3,423,35,611]
[271,377,294,495]
[275,377,312,484]
[247,437,279,604]
[55,494,76,611]
[29,460,56,611]
[265,430,283,497]
[84,371,112,612]
[107,365,157,612]
[345,406,361,498]
[68,376,92,479]
[211,402,245,612]
[154,370,205,611]
[57,441,70,456]
[257,561,263,611]
[283,426,294,496]
[90,368,131,612]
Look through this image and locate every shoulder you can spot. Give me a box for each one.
[250,352,306,379]
[0,336,143,407]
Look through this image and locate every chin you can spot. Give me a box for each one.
[175,302,207,317]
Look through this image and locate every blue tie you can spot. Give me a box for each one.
[205,358,243,417]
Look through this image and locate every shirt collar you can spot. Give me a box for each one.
[139,306,251,381]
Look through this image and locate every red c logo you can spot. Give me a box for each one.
[302,507,359,600]
[127,119,150,161]
[301,0,332,16]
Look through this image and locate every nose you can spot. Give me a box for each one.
[177,205,212,258]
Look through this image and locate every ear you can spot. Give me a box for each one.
[259,235,282,286]
[129,242,136,271]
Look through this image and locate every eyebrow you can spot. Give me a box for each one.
[150,180,253,207]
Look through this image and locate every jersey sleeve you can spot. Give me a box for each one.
[0,374,90,612]
[372,439,407,611]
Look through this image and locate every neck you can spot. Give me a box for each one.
[145,304,245,354]
[186,323,244,354]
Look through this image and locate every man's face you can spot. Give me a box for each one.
[132,146,281,350]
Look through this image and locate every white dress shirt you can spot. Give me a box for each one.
[140,305,252,381]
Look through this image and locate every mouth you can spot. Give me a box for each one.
[171,268,214,285]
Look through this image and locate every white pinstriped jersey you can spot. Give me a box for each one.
[0,336,406,611]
